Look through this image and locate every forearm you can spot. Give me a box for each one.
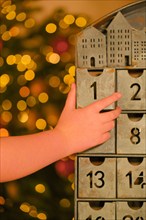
[0,129,70,183]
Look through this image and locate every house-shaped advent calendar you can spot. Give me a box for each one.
[75,1,146,219]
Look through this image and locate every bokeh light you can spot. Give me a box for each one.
[6,11,16,20]
[20,203,30,213]
[75,16,87,27]
[49,76,60,88]
[35,184,46,193]
[46,52,60,64]
[64,14,75,25]
[37,213,47,220]
[2,99,12,110]
[24,70,35,81]
[36,118,47,130]
[45,23,57,33]
[16,12,26,21]
[6,55,16,65]
[0,128,9,137]
[1,111,12,123]
[18,111,29,123]
[38,92,49,103]
[17,100,27,111]
[0,74,10,88]
[59,198,71,208]
[24,18,35,28]
[19,86,30,98]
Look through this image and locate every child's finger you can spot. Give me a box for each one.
[101,106,121,122]
[64,83,76,111]
[103,121,115,132]
[92,92,122,112]
[99,132,111,144]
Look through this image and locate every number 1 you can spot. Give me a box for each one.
[90,81,97,100]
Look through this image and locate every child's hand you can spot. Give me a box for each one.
[55,83,122,154]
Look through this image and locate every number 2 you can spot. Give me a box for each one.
[130,83,141,100]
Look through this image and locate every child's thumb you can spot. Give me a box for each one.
[64,83,76,111]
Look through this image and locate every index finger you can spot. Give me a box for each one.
[95,92,122,112]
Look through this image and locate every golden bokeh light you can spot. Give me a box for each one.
[68,65,76,76]
[26,60,37,70]
[24,70,35,81]
[26,96,36,107]
[59,83,70,94]
[15,54,22,64]
[49,76,60,88]
[0,74,10,88]
[16,12,26,21]
[17,100,27,111]
[59,198,71,208]
[75,16,87,27]
[1,0,11,8]
[59,19,69,29]
[6,55,16,65]
[18,111,29,123]
[29,209,38,218]
[9,26,20,37]
[20,203,30,213]
[1,111,12,123]
[2,31,11,41]
[64,14,75,25]
[63,74,75,85]
[6,11,16,20]
[17,62,27,72]
[36,119,47,130]
[2,99,12,110]
[45,23,57,34]
[38,92,49,103]
[47,53,60,64]
[37,213,47,220]
[0,128,9,137]
[5,4,16,13]
[24,18,35,28]
[35,184,46,193]
[21,55,31,65]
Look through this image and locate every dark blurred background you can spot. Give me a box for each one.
[0,0,137,219]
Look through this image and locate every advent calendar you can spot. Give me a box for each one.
[75,1,146,219]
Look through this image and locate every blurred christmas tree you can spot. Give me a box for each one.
[0,0,89,219]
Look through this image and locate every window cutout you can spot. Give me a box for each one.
[90,57,95,67]
[90,157,105,166]
[127,157,143,165]
[128,69,143,78]
[127,201,143,210]
[89,201,105,210]
[125,56,130,66]
[127,113,143,122]
[88,69,103,76]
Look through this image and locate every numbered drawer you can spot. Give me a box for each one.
[77,201,115,220]
[117,157,146,198]
[76,68,115,109]
[117,113,146,154]
[117,201,146,220]
[85,128,115,154]
[117,69,146,110]
[78,157,116,198]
